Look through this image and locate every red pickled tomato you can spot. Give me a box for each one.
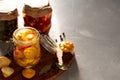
[23,13,51,33]
[24,15,36,27]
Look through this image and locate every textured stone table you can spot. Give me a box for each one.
[49,0,120,80]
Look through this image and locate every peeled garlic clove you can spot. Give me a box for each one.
[1,66,14,78]
[0,56,11,68]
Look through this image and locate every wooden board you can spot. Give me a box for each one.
[0,46,74,80]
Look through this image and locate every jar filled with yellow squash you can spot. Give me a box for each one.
[13,27,41,68]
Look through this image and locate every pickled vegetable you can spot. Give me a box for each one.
[0,18,17,41]
[23,3,52,34]
[13,27,41,68]
[59,41,74,53]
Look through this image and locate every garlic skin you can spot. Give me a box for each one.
[56,45,63,66]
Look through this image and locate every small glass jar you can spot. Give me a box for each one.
[13,27,41,68]
[23,0,52,34]
[0,1,18,41]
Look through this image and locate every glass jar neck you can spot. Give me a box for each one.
[13,27,40,46]
[0,9,18,20]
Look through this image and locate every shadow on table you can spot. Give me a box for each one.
[0,41,14,56]
[56,57,80,80]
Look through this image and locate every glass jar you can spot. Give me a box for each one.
[0,1,18,41]
[23,0,52,34]
[13,27,41,68]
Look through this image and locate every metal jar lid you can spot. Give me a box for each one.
[40,34,57,54]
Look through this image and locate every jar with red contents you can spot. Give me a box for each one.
[23,0,52,34]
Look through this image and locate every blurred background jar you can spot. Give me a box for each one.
[13,27,41,68]
[23,0,52,34]
[0,0,18,56]
[0,1,18,41]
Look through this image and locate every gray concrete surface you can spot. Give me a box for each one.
[49,0,120,80]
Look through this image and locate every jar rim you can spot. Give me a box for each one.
[13,27,40,45]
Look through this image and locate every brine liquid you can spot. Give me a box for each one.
[14,43,40,68]
[13,27,41,68]
[0,18,17,41]
[23,12,52,34]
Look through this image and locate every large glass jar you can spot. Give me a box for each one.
[23,0,52,34]
[0,1,18,41]
[13,27,41,68]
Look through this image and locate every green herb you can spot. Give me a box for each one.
[39,64,52,76]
